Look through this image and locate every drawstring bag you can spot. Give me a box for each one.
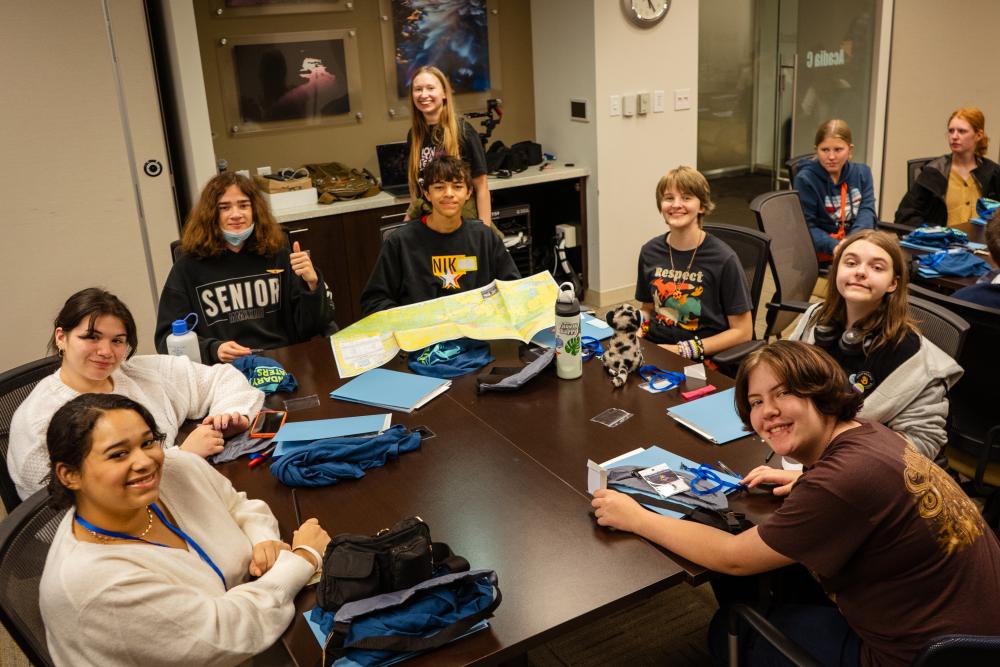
[230,354,298,394]
[407,338,493,379]
[314,569,502,666]
[269,425,420,487]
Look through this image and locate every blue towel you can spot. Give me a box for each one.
[917,250,991,278]
[270,425,420,487]
[407,338,494,379]
[231,355,298,394]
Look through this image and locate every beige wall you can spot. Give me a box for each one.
[880,0,1000,219]
[1,0,175,369]
[196,0,535,178]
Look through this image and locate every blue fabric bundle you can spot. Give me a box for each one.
[917,250,992,278]
[231,355,298,394]
[312,569,499,666]
[900,226,969,252]
[269,425,420,487]
[407,338,493,379]
[971,197,1000,225]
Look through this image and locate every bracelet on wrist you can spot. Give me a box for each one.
[292,545,323,572]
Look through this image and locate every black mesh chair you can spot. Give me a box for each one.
[703,223,771,372]
[907,157,935,190]
[785,153,814,188]
[0,357,60,513]
[908,284,1000,529]
[750,191,819,340]
[0,489,64,667]
[727,604,1000,666]
[907,295,969,361]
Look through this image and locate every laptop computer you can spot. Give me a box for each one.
[376,142,411,197]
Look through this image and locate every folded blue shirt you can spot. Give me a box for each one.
[917,250,991,277]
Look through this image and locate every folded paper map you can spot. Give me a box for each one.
[330,272,559,377]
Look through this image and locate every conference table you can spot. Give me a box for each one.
[219,336,780,666]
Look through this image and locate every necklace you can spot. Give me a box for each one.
[668,230,704,274]
[86,505,154,542]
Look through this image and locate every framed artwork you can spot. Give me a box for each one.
[217,29,363,135]
[379,0,502,119]
[211,0,352,17]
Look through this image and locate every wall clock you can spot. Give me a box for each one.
[621,0,671,27]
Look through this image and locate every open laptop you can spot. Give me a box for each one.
[376,142,410,197]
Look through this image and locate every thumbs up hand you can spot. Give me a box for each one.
[290,241,318,291]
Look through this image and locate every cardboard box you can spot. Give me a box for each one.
[263,188,318,212]
[254,174,312,194]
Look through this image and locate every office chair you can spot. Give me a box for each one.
[749,191,819,340]
[908,284,1000,529]
[907,156,935,190]
[907,295,969,361]
[785,153,814,188]
[0,356,60,513]
[0,489,64,667]
[703,223,770,372]
[727,604,1000,666]
[170,239,183,264]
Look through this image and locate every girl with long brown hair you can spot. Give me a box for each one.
[405,66,491,225]
[788,230,962,459]
[895,106,1000,227]
[155,172,334,364]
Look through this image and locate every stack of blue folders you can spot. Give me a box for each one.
[272,414,392,457]
[601,446,743,519]
[330,368,451,413]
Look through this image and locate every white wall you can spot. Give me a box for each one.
[0,0,176,368]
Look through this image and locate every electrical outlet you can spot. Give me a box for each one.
[674,88,691,111]
[637,91,650,115]
[653,90,665,113]
[609,95,621,117]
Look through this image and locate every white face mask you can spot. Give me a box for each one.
[222,223,255,246]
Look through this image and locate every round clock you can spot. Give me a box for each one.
[621,0,671,27]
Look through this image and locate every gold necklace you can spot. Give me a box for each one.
[88,506,155,542]
[667,230,704,274]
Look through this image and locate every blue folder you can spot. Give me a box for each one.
[273,414,391,457]
[330,368,451,413]
[666,387,752,445]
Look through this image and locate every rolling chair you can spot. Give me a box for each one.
[727,604,1000,666]
[908,284,1000,529]
[907,156,935,190]
[785,153,814,188]
[0,489,64,667]
[703,223,770,372]
[0,356,61,513]
[906,295,969,361]
[749,191,819,340]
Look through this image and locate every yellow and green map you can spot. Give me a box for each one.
[330,272,559,377]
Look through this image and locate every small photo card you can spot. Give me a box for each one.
[638,463,689,498]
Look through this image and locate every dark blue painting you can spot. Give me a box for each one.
[392,0,491,97]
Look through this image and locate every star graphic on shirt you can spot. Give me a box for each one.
[439,269,460,288]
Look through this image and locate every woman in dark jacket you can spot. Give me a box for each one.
[894,107,1000,228]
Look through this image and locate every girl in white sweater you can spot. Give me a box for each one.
[40,393,331,666]
[8,288,265,499]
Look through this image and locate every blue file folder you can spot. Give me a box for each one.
[666,387,752,445]
[330,368,451,413]
[530,312,612,347]
[273,414,392,457]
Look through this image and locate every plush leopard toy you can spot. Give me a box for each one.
[602,304,644,388]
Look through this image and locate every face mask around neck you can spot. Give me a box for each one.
[223,223,255,247]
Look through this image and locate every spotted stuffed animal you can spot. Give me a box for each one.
[602,304,644,388]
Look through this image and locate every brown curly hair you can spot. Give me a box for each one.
[181,172,286,258]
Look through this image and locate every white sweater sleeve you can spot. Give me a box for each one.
[157,355,264,423]
[63,551,313,667]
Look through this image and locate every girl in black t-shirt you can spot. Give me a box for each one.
[405,66,491,225]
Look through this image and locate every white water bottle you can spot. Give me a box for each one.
[166,313,202,364]
[554,281,582,380]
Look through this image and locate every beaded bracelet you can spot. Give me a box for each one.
[692,336,705,361]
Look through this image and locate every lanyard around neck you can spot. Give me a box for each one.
[75,502,227,589]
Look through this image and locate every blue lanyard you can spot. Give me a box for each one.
[74,502,227,589]
[581,336,604,361]
[679,463,746,495]
[638,365,685,392]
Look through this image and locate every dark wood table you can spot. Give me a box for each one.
[220,338,694,666]
[899,221,994,294]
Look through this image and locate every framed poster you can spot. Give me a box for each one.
[218,29,363,135]
[211,0,352,18]
[379,0,502,119]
